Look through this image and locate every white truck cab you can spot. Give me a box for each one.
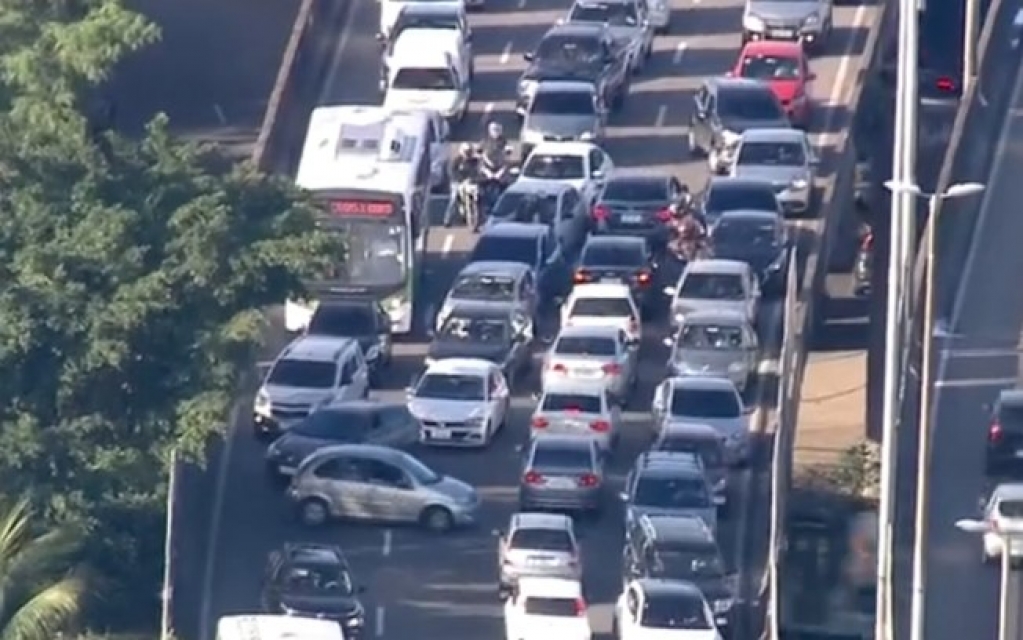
[383,32,472,123]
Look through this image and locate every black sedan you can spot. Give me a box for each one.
[592,172,688,253]
[306,299,392,382]
[709,209,789,294]
[262,543,367,637]
[573,235,660,311]
[426,306,533,386]
[697,176,782,225]
[264,400,420,477]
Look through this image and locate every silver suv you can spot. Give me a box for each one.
[496,512,582,593]
[520,80,606,158]
[620,450,717,533]
[741,0,832,52]
[288,444,480,532]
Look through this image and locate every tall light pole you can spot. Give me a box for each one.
[955,516,1021,640]
[885,180,986,640]
[963,0,980,95]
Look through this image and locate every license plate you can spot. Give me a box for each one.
[527,555,556,565]
[565,420,587,430]
[771,29,795,38]
[598,277,625,284]
[547,477,576,490]
[571,368,599,377]
[430,430,452,440]
[621,213,642,224]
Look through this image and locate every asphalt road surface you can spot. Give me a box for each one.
[921,51,1023,640]
[188,0,883,636]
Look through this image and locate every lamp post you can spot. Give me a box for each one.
[884,180,986,640]
[955,517,1019,640]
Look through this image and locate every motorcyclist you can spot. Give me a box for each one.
[447,143,481,229]
[671,207,708,261]
[479,121,509,165]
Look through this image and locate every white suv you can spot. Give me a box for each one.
[253,336,369,437]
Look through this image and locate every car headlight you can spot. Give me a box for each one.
[465,415,486,427]
[344,605,365,625]
[791,178,808,190]
[714,598,733,613]
[255,389,271,413]
[803,13,820,25]
[743,14,765,30]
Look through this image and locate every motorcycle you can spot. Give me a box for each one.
[456,179,481,232]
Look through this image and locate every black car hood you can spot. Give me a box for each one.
[428,339,510,364]
[524,60,601,82]
[279,593,362,618]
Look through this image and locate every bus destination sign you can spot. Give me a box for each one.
[329,199,396,217]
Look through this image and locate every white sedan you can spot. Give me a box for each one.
[614,578,724,640]
[513,140,615,206]
[504,576,592,640]
[407,357,510,447]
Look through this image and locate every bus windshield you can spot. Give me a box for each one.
[334,220,409,288]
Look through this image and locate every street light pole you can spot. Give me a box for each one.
[963,0,980,95]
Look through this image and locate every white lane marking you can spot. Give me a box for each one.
[442,234,455,255]
[517,0,527,8]
[500,41,513,64]
[319,0,361,101]
[673,41,687,65]
[382,529,392,557]
[816,4,870,144]
[655,104,667,127]
[375,606,386,637]
[213,104,227,125]
[934,377,1020,389]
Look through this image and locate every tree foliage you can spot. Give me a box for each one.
[0,0,340,629]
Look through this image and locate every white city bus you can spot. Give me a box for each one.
[289,105,440,335]
[216,615,345,640]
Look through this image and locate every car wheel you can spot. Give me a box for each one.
[299,498,330,527]
[421,505,455,532]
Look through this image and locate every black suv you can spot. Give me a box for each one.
[985,389,1023,477]
[517,23,630,115]
[261,543,367,636]
[622,513,736,630]
[687,76,791,173]
[306,299,392,382]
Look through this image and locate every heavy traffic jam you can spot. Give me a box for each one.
[215,0,825,636]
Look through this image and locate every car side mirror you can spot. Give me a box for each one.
[618,491,629,501]
[523,52,534,62]
[510,166,521,176]
[663,285,677,296]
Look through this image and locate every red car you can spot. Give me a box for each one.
[732,41,813,129]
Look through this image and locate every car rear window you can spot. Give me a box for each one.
[570,297,634,317]
[633,476,710,509]
[524,597,579,616]
[555,335,617,356]
[532,443,592,468]
[581,244,644,267]
[602,179,668,201]
[998,405,1023,430]
[542,392,602,413]
[670,388,740,419]
[510,528,574,551]
[706,184,778,213]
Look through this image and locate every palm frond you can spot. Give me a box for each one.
[0,574,86,640]
[0,499,33,577]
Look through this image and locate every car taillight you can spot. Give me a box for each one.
[551,363,567,373]
[590,420,610,432]
[635,270,652,286]
[574,598,588,616]
[936,76,955,92]
[990,421,1003,441]
[655,208,673,222]
[532,416,549,428]
[578,473,600,487]
[574,269,591,284]
[592,205,610,221]
[602,363,621,375]
[524,471,544,484]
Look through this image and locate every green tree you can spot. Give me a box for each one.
[0,497,87,640]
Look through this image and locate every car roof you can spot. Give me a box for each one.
[993,483,1023,500]
[740,127,805,144]
[669,376,738,392]
[707,176,776,190]
[998,389,1023,406]
[480,222,549,239]
[511,511,575,531]
[684,258,749,275]
[636,578,706,598]
[740,39,805,58]
[583,235,647,250]
[283,543,346,566]
[531,433,597,449]
[681,309,751,326]
[529,140,600,156]
[635,450,704,475]
[555,324,622,339]
[457,261,531,278]
[535,79,598,93]
[391,29,463,56]
[709,76,775,92]
[541,379,607,395]
[306,443,408,463]
[425,357,496,376]
[570,282,633,298]
[399,3,462,17]
[715,209,780,224]
[517,576,583,596]
[504,180,572,197]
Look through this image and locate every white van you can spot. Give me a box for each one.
[383,32,472,123]
[216,615,345,640]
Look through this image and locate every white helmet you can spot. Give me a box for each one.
[459,142,473,155]
[487,121,504,138]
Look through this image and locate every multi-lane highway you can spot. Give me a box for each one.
[185,0,882,636]
[922,50,1023,640]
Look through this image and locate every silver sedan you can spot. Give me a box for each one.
[541,324,639,403]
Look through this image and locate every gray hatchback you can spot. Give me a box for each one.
[519,434,605,515]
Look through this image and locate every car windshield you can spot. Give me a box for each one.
[679,324,745,349]
[640,593,712,630]
[671,388,741,418]
[633,476,710,509]
[555,335,617,356]
[998,500,1023,517]
[713,218,779,247]
[570,297,634,317]
[737,141,806,167]
[536,34,603,62]
[471,235,538,266]
[267,360,336,389]
[705,185,778,213]
[532,443,592,468]
[450,274,517,302]
[391,67,456,90]
[654,545,726,579]
[524,597,579,616]
[531,90,596,115]
[523,154,585,180]
[292,410,370,440]
[331,220,409,288]
[679,273,745,301]
[282,561,354,596]
[308,305,377,336]
[438,316,509,343]
[542,392,602,413]
[491,192,559,224]
[416,373,486,401]
[569,1,638,25]
[717,89,783,121]
[510,528,574,551]
[740,54,802,80]
[602,179,668,201]
[582,243,644,267]
[655,436,724,467]
[402,453,444,485]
